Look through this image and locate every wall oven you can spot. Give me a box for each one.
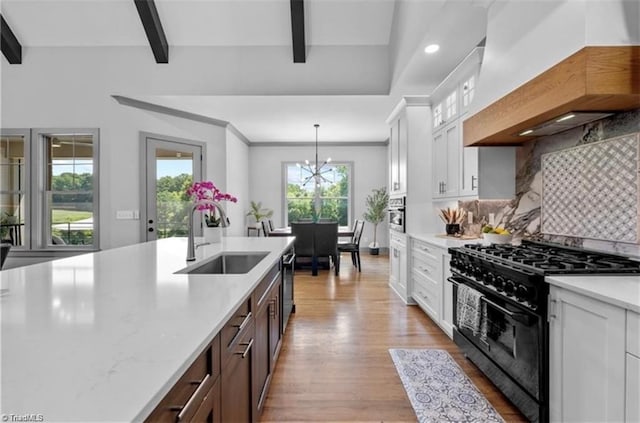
[388,195,405,233]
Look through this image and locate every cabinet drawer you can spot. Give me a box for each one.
[412,275,440,320]
[628,311,640,357]
[221,298,253,358]
[411,239,442,265]
[145,335,219,423]
[390,232,406,247]
[254,263,280,309]
[411,253,440,280]
[411,270,438,298]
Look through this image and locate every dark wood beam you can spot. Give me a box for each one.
[290,0,306,63]
[1,14,22,64]
[134,0,168,63]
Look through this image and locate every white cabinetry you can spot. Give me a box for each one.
[627,310,640,423]
[430,47,515,200]
[548,286,628,422]
[409,237,453,338]
[389,232,410,304]
[389,114,408,195]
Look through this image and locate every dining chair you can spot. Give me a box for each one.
[268,219,275,232]
[337,220,365,272]
[313,222,339,276]
[291,222,315,272]
[261,220,270,237]
[1,243,11,270]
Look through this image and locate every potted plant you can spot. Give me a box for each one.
[246,201,273,228]
[363,187,389,255]
[186,181,237,243]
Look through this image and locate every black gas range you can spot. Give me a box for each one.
[448,240,640,423]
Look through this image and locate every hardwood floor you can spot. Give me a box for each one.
[260,253,528,422]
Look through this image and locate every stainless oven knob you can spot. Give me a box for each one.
[473,266,483,280]
[515,284,531,302]
[495,276,505,292]
[504,280,515,295]
[486,274,495,287]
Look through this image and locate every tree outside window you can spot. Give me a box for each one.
[285,163,350,225]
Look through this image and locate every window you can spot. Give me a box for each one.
[433,104,443,128]
[0,130,29,248]
[462,75,476,108]
[445,90,457,120]
[0,128,99,250]
[284,162,351,226]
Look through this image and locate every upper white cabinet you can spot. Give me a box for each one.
[430,47,515,200]
[386,96,431,234]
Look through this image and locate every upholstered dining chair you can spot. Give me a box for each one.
[337,220,365,272]
[291,222,315,271]
[313,222,339,276]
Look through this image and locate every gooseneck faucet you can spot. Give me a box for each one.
[187,200,229,261]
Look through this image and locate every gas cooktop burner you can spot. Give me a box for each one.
[462,240,640,274]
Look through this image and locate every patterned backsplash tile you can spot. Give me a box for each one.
[541,134,639,243]
[456,109,640,257]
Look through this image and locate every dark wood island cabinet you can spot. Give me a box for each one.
[145,258,288,423]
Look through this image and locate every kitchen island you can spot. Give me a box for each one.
[0,236,294,422]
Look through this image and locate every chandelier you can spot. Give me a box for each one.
[297,124,332,186]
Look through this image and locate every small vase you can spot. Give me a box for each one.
[204,226,222,243]
[445,223,460,235]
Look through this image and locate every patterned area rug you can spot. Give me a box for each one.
[389,348,505,423]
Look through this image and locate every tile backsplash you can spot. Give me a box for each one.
[458,109,640,258]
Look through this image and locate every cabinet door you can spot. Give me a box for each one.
[432,128,447,198]
[254,300,270,411]
[442,122,460,197]
[389,120,400,193]
[269,281,282,363]
[397,113,408,194]
[441,253,453,338]
[459,144,478,196]
[549,287,625,423]
[627,353,640,423]
[222,324,254,423]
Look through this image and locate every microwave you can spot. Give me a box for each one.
[388,196,405,232]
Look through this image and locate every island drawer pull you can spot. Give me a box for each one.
[233,312,252,332]
[174,373,212,422]
[236,339,254,359]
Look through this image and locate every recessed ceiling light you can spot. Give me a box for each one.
[424,44,440,54]
[556,114,576,122]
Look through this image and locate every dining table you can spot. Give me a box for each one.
[268,225,354,238]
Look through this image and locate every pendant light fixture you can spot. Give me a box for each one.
[297,124,332,186]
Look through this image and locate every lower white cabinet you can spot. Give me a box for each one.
[389,232,410,304]
[408,237,453,338]
[548,286,628,422]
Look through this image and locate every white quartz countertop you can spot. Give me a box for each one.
[546,274,640,313]
[409,233,482,250]
[0,236,294,422]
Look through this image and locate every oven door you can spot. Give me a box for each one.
[451,276,542,401]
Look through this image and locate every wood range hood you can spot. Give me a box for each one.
[463,46,640,147]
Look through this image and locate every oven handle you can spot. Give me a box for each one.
[448,277,534,326]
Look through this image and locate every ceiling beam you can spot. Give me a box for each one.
[1,14,22,64]
[134,0,169,63]
[290,0,306,63]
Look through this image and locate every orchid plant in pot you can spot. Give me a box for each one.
[186,181,237,242]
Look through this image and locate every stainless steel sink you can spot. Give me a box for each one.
[176,252,269,275]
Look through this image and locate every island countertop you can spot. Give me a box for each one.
[0,236,294,422]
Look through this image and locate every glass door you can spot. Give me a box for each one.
[144,137,202,241]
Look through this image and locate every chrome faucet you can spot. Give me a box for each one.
[187,200,229,261]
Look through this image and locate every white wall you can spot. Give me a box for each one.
[248,144,389,248]
[1,47,233,251]
[224,129,250,236]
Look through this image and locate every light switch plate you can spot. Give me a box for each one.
[116,210,134,220]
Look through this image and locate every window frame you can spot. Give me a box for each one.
[0,128,31,250]
[282,161,353,227]
[31,128,100,251]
